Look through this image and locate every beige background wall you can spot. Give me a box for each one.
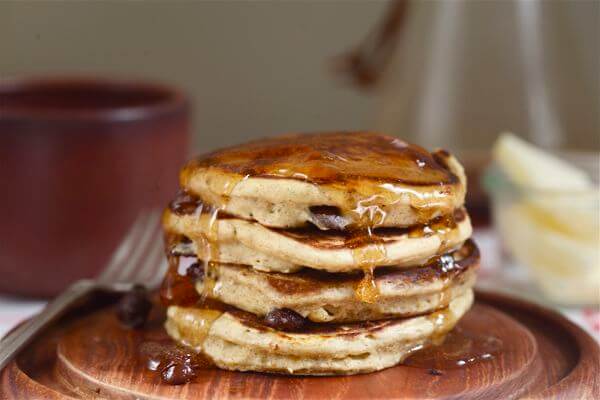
[1,1,597,153]
[0,1,386,153]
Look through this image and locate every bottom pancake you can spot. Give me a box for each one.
[165,290,473,375]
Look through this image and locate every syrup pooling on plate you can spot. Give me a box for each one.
[404,327,502,370]
[140,340,213,385]
[145,298,236,384]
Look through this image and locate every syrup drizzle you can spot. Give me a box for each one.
[408,213,457,239]
[160,252,200,307]
[166,190,460,305]
[155,133,469,381]
[181,133,463,228]
[348,228,387,303]
[165,176,247,305]
[347,196,389,303]
[166,306,223,349]
[404,327,502,370]
[157,177,249,383]
[173,134,464,304]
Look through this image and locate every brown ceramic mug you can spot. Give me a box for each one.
[0,77,190,297]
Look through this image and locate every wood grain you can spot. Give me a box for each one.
[1,291,598,399]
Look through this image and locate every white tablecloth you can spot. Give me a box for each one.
[1,230,598,342]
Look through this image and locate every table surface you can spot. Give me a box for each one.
[1,229,598,343]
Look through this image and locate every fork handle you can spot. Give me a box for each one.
[0,280,95,371]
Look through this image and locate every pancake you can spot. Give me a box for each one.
[193,240,479,323]
[165,290,474,375]
[164,207,472,273]
[179,132,467,229]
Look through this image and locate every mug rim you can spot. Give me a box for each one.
[0,75,189,123]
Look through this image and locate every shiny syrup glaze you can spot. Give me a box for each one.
[156,179,243,384]
[176,133,463,302]
[153,133,469,383]
[174,133,463,303]
[152,246,482,384]
[163,173,243,305]
[146,296,498,384]
[180,132,463,227]
[404,327,503,371]
[165,193,463,304]
[140,340,214,385]
[182,132,457,186]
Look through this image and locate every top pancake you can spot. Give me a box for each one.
[180,132,467,229]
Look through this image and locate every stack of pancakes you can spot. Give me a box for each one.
[160,132,479,375]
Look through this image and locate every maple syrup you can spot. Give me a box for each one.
[166,306,223,349]
[404,327,502,370]
[160,255,200,307]
[181,132,462,227]
[140,340,213,385]
[408,213,458,239]
[347,228,387,303]
[173,133,466,304]
[154,132,474,380]
[184,132,457,186]
[165,175,247,306]
[143,297,235,384]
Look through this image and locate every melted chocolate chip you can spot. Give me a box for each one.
[186,262,205,281]
[116,285,152,329]
[428,368,443,376]
[169,190,201,215]
[264,308,306,332]
[309,205,350,230]
[141,341,210,385]
[161,361,197,385]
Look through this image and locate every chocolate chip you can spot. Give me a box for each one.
[169,190,202,215]
[116,284,152,329]
[186,262,204,281]
[309,206,350,230]
[140,341,208,385]
[428,368,443,376]
[264,308,306,332]
[161,361,197,385]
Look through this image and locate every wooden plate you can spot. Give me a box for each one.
[1,291,598,399]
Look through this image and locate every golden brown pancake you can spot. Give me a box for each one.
[179,132,467,229]
[190,240,479,322]
[159,131,479,377]
[163,207,472,273]
[165,291,474,375]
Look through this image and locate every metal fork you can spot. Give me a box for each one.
[0,209,167,370]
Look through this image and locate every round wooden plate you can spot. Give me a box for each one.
[1,291,598,399]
